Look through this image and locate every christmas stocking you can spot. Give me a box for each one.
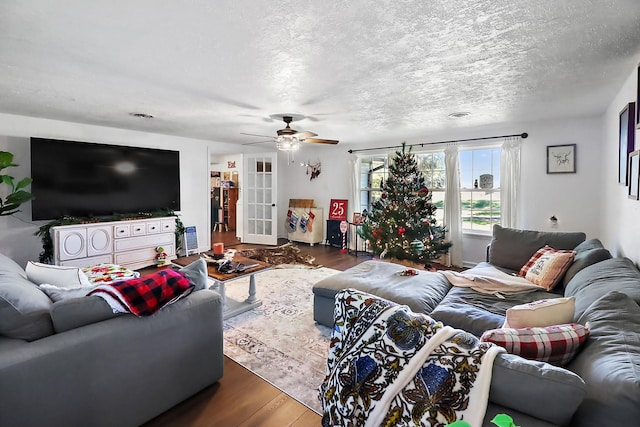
[307,210,315,232]
[299,212,309,233]
[288,210,300,232]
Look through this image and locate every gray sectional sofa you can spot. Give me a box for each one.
[0,254,224,427]
[313,225,640,427]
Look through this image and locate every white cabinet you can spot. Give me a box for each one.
[53,217,177,270]
[287,208,324,246]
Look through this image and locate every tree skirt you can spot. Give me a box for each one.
[221,266,338,413]
[235,242,319,268]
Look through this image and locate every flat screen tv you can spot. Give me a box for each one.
[30,137,181,221]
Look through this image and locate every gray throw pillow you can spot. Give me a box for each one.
[564,257,640,319]
[0,274,54,341]
[488,225,586,271]
[561,247,611,289]
[50,296,122,333]
[570,291,640,426]
[39,284,96,302]
[179,258,209,291]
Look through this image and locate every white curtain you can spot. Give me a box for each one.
[349,155,361,217]
[444,144,463,267]
[500,137,522,228]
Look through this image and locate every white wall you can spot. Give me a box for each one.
[601,64,640,265]
[281,116,603,264]
[0,113,237,268]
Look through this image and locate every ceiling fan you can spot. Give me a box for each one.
[241,115,339,150]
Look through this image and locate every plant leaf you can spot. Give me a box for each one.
[6,190,34,205]
[15,177,32,190]
[0,151,17,169]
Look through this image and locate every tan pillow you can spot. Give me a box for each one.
[523,247,575,290]
[503,297,575,329]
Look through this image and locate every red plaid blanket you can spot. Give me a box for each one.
[88,269,193,316]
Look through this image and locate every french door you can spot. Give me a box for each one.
[242,153,278,245]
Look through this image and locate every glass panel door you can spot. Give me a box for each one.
[242,153,278,245]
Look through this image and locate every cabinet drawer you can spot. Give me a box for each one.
[114,233,174,252]
[131,223,146,236]
[146,221,161,234]
[114,224,130,238]
[161,219,176,232]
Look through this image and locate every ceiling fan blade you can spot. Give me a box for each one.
[295,131,317,139]
[240,132,275,138]
[241,139,273,146]
[304,138,339,145]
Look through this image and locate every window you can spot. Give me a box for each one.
[358,145,502,233]
[359,151,446,225]
[459,147,501,233]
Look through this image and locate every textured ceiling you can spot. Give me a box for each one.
[0,0,639,149]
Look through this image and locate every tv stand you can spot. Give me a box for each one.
[52,217,177,270]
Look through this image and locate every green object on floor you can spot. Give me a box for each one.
[445,414,519,427]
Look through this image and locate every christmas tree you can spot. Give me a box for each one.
[359,143,452,266]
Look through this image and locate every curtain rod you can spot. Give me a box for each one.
[347,132,528,154]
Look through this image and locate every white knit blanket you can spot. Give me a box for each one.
[319,289,504,426]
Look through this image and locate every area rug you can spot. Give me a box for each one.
[235,242,319,268]
[219,266,338,413]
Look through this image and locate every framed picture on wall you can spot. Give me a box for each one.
[628,150,640,200]
[637,63,640,127]
[619,102,636,184]
[547,144,576,174]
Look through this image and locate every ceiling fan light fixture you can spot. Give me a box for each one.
[276,135,300,151]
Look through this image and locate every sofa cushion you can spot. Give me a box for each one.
[490,353,586,426]
[564,257,640,319]
[522,246,575,291]
[504,297,575,328]
[569,291,640,426]
[429,286,558,337]
[312,260,451,315]
[488,225,585,271]
[0,254,54,341]
[25,261,92,288]
[561,241,611,289]
[50,296,122,333]
[481,323,589,366]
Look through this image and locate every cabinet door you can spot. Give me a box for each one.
[87,226,113,257]
[57,228,87,261]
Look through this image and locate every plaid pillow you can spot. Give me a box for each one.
[480,323,590,366]
[519,246,575,290]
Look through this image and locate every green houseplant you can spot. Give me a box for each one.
[0,151,33,216]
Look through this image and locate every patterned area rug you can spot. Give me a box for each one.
[235,242,320,268]
[220,266,338,413]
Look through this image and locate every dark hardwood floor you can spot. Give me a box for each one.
[144,231,371,427]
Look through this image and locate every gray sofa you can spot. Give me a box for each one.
[0,253,223,427]
[313,225,640,427]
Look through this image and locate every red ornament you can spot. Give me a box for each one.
[381,193,387,199]
[417,186,429,196]
[398,227,406,235]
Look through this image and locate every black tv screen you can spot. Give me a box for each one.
[30,138,181,221]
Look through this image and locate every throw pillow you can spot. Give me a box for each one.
[26,261,92,288]
[504,296,575,328]
[0,276,54,341]
[480,323,590,366]
[39,284,96,303]
[82,263,139,285]
[520,246,575,290]
[178,258,209,291]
